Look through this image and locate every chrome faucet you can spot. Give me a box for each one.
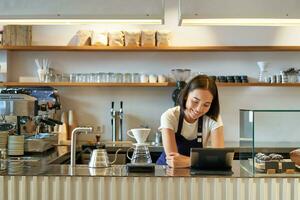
[111,101,123,142]
[70,127,93,167]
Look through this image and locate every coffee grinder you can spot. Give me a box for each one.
[171,69,191,105]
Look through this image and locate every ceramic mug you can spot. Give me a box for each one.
[127,128,151,144]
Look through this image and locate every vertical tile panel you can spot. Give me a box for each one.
[41,176,49,200]
[52,177,61,200]
[121,177,130,200]
[75,177,83,200]
[19,176,27,200]
[64,177,72,200]
[29,176,39,200]
[143,177,152,200]
[8,176,16,200]
[190,178,199,200]
[98,177,105,200]
[0,176,6,200]
[291,178,299,200]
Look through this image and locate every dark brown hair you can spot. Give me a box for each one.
[177,75,220,121]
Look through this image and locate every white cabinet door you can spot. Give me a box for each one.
[0,0,164,19]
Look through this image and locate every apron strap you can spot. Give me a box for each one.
[197,117,203,148]
[176,108,185,135]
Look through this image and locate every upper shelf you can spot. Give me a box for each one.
[2,45,300,51]
[2,82,300,87]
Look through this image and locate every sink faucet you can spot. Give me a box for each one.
[70,127,93,167]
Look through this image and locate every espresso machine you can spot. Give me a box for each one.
[0,87,62,152]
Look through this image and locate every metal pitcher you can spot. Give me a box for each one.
[89,148,121,168]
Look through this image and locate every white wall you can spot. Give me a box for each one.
[5,0,300,143]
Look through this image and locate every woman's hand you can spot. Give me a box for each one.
[166,152,191,168]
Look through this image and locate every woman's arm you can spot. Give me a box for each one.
[161,128,191,168]
[211,126,225,148]
[161,128,178,154]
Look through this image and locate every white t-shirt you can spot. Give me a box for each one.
[159,106,223,147]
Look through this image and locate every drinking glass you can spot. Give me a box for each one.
[123,73,132,83]
[108,72,116,82]
[132,73,140,83]
[116,73,123,82]
[69,73,76,82]
[61,73,69,82]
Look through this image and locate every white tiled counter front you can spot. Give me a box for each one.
[0,163,300,200]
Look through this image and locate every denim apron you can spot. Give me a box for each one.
[156,108,203,165]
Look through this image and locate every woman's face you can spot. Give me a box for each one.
[184,89,213,122]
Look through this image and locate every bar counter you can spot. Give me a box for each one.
[0,146,299,200]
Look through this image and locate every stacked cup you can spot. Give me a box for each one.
[8,135,24,156]
[0,131,8,149]
[8,160,24,174]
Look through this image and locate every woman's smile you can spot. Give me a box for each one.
[184,89,213,122]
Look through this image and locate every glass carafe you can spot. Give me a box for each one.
[257,61,269,82]
[127,144,152,164]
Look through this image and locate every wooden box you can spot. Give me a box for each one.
[3,25,32,46]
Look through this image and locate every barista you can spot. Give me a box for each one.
[156,75,224,168]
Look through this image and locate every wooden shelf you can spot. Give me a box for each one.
[2,82,176,87]
[2,45,300,51]
[216,82,300,87]
[1,82,300,87]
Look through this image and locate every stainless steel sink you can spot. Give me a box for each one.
[49,151,126,165]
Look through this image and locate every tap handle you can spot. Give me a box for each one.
[119,101,123,140]
[120,101,123,114]
[111,101,115,116]
[111,101,114,110]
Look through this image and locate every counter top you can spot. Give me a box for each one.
[82,141,299,153]
[1,145,300,178]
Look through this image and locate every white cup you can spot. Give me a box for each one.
[149,74,158,83]
[127,128,151,144]
[158,74,167,83]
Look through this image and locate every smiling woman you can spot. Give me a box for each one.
[156,75,224,168]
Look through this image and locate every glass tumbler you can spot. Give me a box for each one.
[115,73,123,82]
[132,73,140,83]
[108,72,116,82]
[69,73,76,82]
[123,73,132,83]
[61,73,69,82]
